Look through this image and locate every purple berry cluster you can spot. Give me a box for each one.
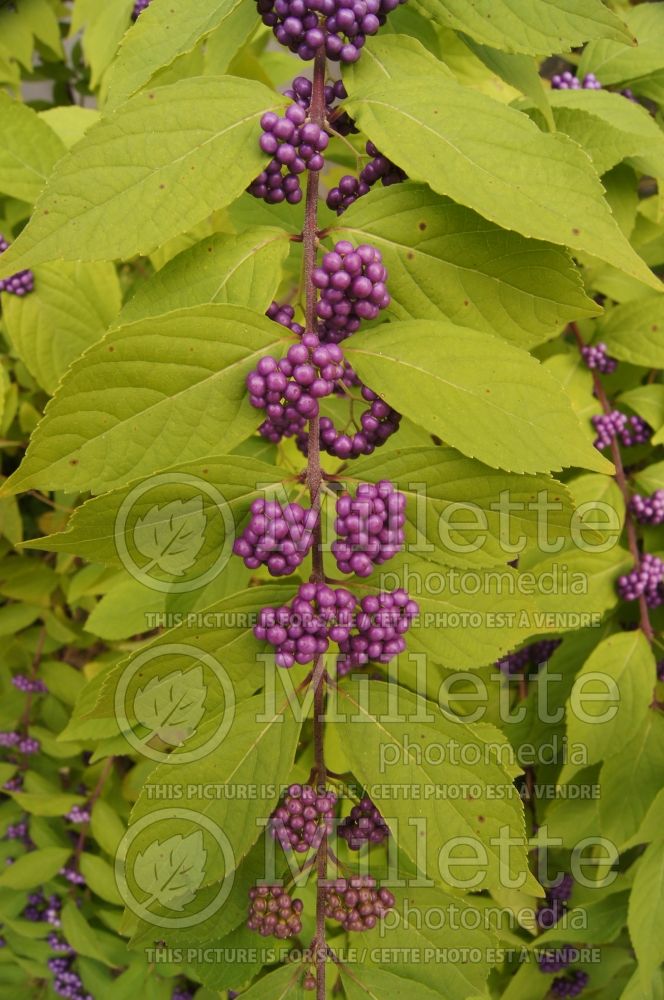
[256,0,404,64]
[339,796,389,849]
[254,582,356,667]
[247,333,344,440]
[65,804,91,824]
[332,480,406,577]
[537,946,578,974]
[592,410,652,450]
[23,891,62,926]
[617,553,664,608]
[327,141,406,214]
[267,300,304,335]
[60,863,86,886]
[47,935,93,1000]
[629,490,664,526]
[300,385,401,460]
[0,234,34,297]
[285,75,356,135]
[132,0,151,18]
[4,819,31,844]
[270,783,338,852]
[552,71,602,90]
[171,988,194,1000]
[247,884,303,939]
[313,241,391,343]
[11,673,47,693]
[249,104,329,205]
[0,731,40,754]
[337,589,419,674]
[497,638,562,675]
[537,873,573,929]
[552,971,589,998]
[233,499,317,576]
[580,342,617,375]
[323,876,395,930]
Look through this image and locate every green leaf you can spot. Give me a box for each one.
[618,386,664,437]
[2,262,122,395]
[344,446,575,568]
[341,965,447,1000]
[134,830,207,910]
[628,839,664,989]
[10,792,84,816]
[79,853,123,905]
[60,902,116,966]
[133,498,207,577]
[344,320,613,474]
[599,712,664,847]
[413,0,633,55]
[462,38,555,130]
[332,681,534,894]
[237,965,308,999]
[0,90,65,203]
[61,585,290,737]
[597,293,664,367]
[1,305,287,497]
[566,632,655,766]
[90,799,126,857]
[0,847,71,889]
[131,693,303,885]
[580,4,664,89]
[543,89,664,179]
[0,77,285,277]
[78,0,134,89]
[354,557,538,667]
[332,184,600,350]
[21,454,286,576]
[38,106,102,149]
[104,0,248,109]
[526,546,631,630]
[344,39,657,289]
[83,577,166,641]
[116,228,290,327]
[134,666,207,746]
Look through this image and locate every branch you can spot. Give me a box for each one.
[302,42,330,1000]
[570,323,654,643]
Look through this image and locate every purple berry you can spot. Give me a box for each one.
[254,583,357,667]
[323,876,395,930]
[592,410,652,450]
[313,241,390,344]
[0,235,34,297]
[339,796,389,849]
[629,490,664,526]
[132,0,151,17]
[270,783,338,852]
[333,480,405,576]
[233,499,317,576]
[580,342,617,374]
[247,884,303,939]
[617,553,664,608]
[551,971,589,997]
[327,140,407,213]
[337,588,418,672]
[496,639,562,675]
